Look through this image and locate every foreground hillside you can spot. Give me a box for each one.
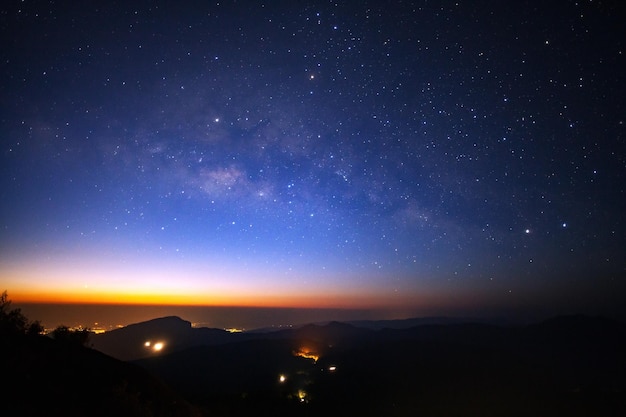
[2,333,204,417]
[5,303,626,416]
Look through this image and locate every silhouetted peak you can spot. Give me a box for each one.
[115,316,192,336]
[324,320,355,329]
[131,315,192,328]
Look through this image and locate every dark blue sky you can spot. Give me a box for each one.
[1,1,625,318]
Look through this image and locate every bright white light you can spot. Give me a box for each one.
[153,342,164,351]
[297,389,307,402]
[279,374,286,383]
[144,341,151,347]
[328,366,336,371]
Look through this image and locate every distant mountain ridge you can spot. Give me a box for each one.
[92,314,626,361]
[94,316,462,360]
[125,314,626,417]
[344,316,481,329]
[245,315,476,333]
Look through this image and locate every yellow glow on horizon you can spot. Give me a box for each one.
[7,283,428,310]
[1,255,435,310]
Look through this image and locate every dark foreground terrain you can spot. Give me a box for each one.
[2,332,202,417]
[105,315,626,416]
[4,314,626,416]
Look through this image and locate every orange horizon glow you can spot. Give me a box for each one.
[1,253,436,311]
[2,252,503,314]
[7,287,432,310]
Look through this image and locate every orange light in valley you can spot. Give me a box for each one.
[293,347,319,362]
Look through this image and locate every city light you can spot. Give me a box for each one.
[144,340,165,352]
[297,389,307,402]
[225,328,243,333]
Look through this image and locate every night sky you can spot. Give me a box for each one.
[2,1,625,319]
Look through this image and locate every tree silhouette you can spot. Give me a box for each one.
[1,290,91,347]
[0,290,36,336]
[51,325,91,347]
[27,320,44,336]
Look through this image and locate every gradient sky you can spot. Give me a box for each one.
[1,1,625,318]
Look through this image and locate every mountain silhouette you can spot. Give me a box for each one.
[107,315,626,417]
[92,315,234,360]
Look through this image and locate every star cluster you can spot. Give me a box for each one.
[1,1,625,317]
